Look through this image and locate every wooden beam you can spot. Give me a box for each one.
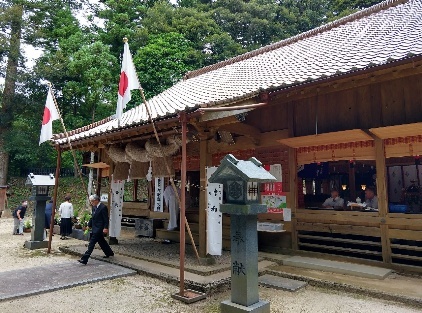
[279,129,373,148]
[296,222,382,237]
[208,129,289,154]
[219,123,261,145]
[374,136,392,264]
[203,115,240,129]
[199,138,211,258]
[288,147,298,250]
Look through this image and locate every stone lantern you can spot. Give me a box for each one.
[24,173,55,249]
[209,154,276,313]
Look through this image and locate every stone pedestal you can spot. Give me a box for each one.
[221,300,270,313]
[220,204,270,313]
[25,197,49,250]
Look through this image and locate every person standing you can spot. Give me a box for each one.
[12,200,28,235]
[59,195,73,240]
[78,195,114,265]
[45,200,54,238]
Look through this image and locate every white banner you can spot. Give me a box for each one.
[206,166,223,256]
[270,164,283,182]
[109,178,125,237]
[154,177,164,212]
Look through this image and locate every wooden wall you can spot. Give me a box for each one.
[289,73,422,137]
[246,101,289,132]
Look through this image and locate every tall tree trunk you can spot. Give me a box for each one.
[0,4,23,185]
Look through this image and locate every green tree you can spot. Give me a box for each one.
[134,32,198,98]
[0,0,89,183]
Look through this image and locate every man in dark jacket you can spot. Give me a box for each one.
[13,200,28,235]
[78,195,114,264]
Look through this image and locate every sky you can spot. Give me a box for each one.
[1,0,104,88]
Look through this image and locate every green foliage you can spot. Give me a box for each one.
[6,176,90,213]
[1,0,385,177]
[78,210,92,227]
[134,32,198,98]
[24,219,32,229]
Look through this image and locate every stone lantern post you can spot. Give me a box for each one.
[209,154,276,313]
[24,173,55,250]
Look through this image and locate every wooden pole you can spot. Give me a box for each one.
[179,112,187,295]
[288,147,298,250]
[48,82,89,198]
[198,138,210,258]
[373,136,392,264]
[48,83,90,200]
[47,145,61,253]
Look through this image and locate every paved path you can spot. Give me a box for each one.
[0,259,136,301]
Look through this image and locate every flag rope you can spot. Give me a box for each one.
[120,37,200,264]
[137,86,200,264]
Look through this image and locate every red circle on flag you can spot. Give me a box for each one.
[119,72,129,96]
[42,107,51,125]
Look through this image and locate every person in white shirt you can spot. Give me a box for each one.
[322,189,344,208]
[59,195,74,239]
[365,187,378,209]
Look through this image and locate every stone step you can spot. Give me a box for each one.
[162,221,230,235]
[156,229,231,249]
[283,256,392,279]
[258,274,307,292]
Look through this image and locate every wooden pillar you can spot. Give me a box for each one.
[199,138,211,258]
[133,179,138,201]
[374,137,391,264]
[287,147,298,250]
[96,150,103,197]
[349,163,356,201]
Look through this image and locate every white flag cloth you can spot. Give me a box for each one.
[109,178,125,238]
[39,88,60,145]
[116,42,140,120]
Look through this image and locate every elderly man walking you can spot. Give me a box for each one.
[78,195,114,264]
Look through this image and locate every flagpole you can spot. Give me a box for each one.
[47,83,89,199]
[122,37,200,295]
[46,83,90,253]
[47,145,61,253]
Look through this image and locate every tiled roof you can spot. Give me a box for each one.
[54,0,422,145]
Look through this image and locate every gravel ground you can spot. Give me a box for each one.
[0,218,420,313]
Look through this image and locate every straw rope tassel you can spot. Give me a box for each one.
[138,86,200,263]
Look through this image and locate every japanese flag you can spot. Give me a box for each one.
[116,41,140,120]
[39,88,60,145]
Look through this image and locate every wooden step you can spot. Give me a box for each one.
[162,221,230,236]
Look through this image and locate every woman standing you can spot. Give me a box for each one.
[59,195,74,240]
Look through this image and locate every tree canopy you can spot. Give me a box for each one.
[0,0,384,181]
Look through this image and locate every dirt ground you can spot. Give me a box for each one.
[0,218,420,313]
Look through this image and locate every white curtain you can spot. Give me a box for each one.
[109,178,125,237]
